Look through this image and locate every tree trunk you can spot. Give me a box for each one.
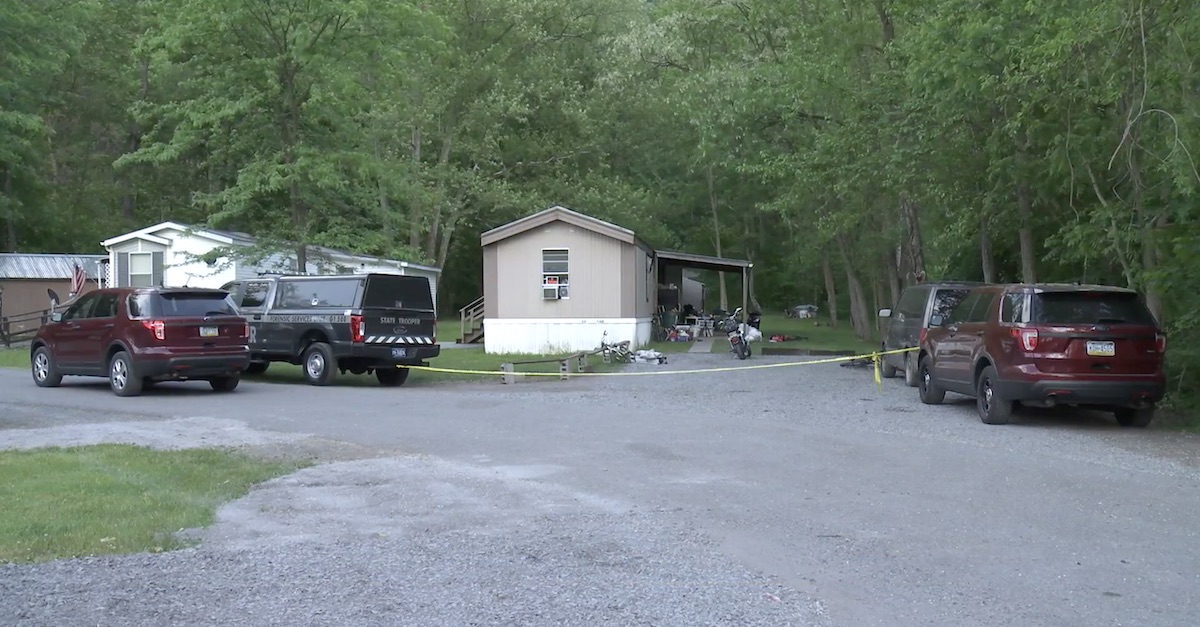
[1015,182,1037,283]
[1142,213,1167,322]
[425,130,454,260]
[409,125,422,250]
[871,274,884,334]
[707,164,728,311]
[836,235,873,341]
[883,249,900,305]
[980,213,996,283]
[901,198,926,282]
[3,163,16,252]
[820,248,839,328]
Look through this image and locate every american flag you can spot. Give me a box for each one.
[70,263,87,295]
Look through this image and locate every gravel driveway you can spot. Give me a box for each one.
[2,352,1199,626]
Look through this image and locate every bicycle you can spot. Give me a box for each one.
[599,330,634,363]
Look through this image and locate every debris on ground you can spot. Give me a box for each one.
[633,349,668,364]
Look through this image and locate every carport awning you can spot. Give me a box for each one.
[654,250,753,273]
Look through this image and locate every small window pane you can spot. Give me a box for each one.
[1002,293,1025,323]
[129,253,153,274]
[239,282,272,309]
[129,273,154,288]
[543,249,569,275]
[92,293,119,318]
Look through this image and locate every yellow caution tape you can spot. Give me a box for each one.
[404,346,919,378]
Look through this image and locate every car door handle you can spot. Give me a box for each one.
[252,315,262,320]
[973,330,984,336]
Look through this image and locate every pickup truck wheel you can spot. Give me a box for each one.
[903,353,920,387]
[976,366,1012,425]
[880,357,899,379]
[918,356,945,405]
[209,376,241,392]
[376,366,410,387]
[109,351,143,397]
[245,361,268,375]
[302,342,337,386]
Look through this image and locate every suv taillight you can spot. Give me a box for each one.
[432,319,437,344]
[142,319,165,341]
[1011,327,1038,351]
[243,321,250,338]
[350,315,364,343]
[919,328,927,344]
[1156,333,1166,353]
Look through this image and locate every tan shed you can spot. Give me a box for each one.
[471,205,754,355]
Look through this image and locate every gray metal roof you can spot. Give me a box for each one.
[0,253,108,280]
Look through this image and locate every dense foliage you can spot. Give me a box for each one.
[3,0,1196,400]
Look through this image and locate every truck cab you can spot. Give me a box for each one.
[221,273,440,387]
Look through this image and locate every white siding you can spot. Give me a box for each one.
[483,317,651,354]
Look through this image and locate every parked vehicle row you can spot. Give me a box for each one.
[879,281,1167,427]
[28,273,440,396]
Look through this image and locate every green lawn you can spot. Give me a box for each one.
[0,444,303,564]
[0,347,26,369]
[714,313,877,355]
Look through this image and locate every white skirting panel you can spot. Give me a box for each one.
[483,318,653,355]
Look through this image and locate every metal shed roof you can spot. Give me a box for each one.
[0,253,108,280]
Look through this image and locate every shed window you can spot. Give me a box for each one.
[542,249,569,286]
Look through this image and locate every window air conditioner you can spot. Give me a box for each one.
[542,284,560,299]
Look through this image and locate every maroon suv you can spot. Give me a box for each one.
[917,283,1166,427]
[30,287,251,396]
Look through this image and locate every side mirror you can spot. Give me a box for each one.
[878,308,892,318]
[50,312,63,323]
[929,314,944,327]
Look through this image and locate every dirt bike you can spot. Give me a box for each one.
[718,307,753,360]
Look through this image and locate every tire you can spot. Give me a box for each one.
[976,366,1012,425]
[31,346,63,387]
[903,353,920,387]
[301,342,338,386]
[918,356,945,405]
[209,376,241,392]
[1114,406,1155,428]
[376,366,410,387]
[245,361,269,375]
[109,350,143,397]
[736,341,749,360]
[880,352,899,379]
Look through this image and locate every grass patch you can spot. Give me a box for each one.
[0,347,26,369]
[711,313,877,355]
[0,444,303,564]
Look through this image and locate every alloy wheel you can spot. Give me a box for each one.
[33,352,49,382]
[111,358,128,390]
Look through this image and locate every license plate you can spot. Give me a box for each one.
[1086,340,1115,357]
[200,326,219,338]
[391,347,407,358]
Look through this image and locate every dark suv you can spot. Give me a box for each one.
[878,281,981,386]
[917,283,1166,427]
[30,287,250,396]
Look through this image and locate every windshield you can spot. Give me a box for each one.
[1031,291,1157,325]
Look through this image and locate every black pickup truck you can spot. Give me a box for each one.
[220,273,440,386]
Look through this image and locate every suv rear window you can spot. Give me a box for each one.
[363,275,434,311]
[1031,291,1157,325]
[128,292,239,318]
